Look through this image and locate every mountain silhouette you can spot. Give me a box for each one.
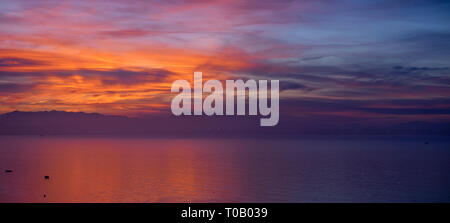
[0,110,448,136]
[0,110,260,136]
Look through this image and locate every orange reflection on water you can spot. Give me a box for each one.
[0,137,243,202]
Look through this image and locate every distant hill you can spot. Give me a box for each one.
[0,110,261,136]
[0,110,448,136]
[0,111,140,135]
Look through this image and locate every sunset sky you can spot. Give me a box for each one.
[1,0,449,125]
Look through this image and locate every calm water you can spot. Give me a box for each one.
[0,136,449,202]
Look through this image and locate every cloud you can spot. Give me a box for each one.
[0,83,35,93]
[0,0,449,125]
[279,81,315,92]
[79,69,174,86]
[0,57,45,67]
[98,29,151,38]
[360,108,450,115]
[393,66,449,71]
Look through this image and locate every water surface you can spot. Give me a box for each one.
[0,136,449,202]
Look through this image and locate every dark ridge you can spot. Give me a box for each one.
[0,110,449,136]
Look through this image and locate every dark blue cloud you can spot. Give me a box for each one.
[0,57,45,67]
[360,108,450,115]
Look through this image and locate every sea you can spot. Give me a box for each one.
[0,135,449,202]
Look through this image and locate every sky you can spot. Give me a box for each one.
[0,0,449,127]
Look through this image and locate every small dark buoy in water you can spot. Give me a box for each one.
[44,175,50,180]
[5,169,13,173]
